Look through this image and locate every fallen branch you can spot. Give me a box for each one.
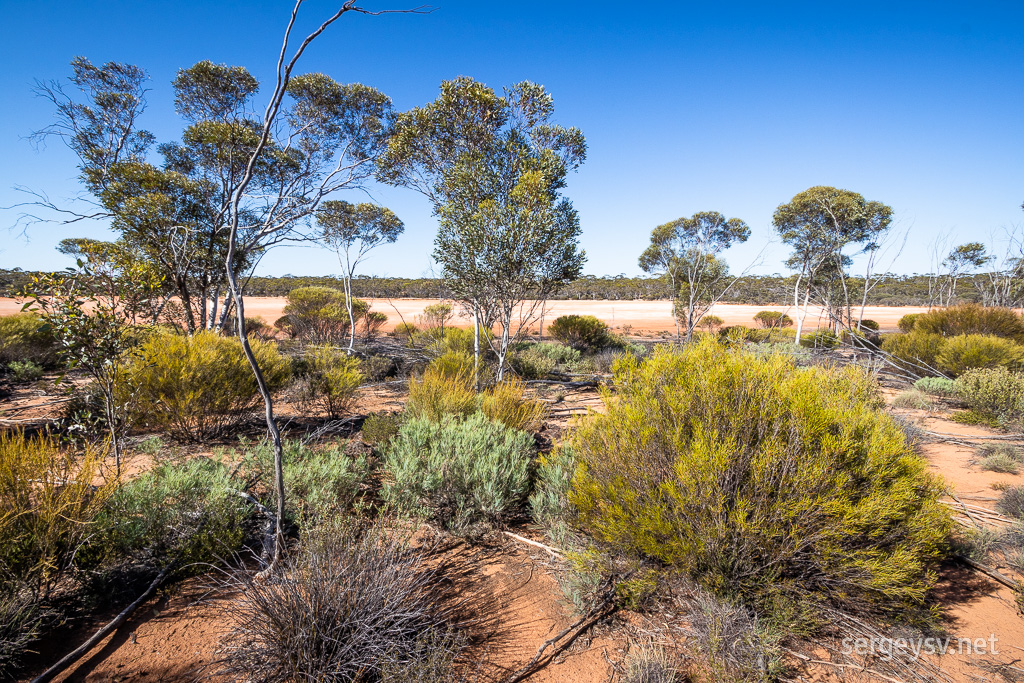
[503,531,565,559]
[957,555,1018,590]
[32,564,173,683]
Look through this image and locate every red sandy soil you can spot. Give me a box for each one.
[0,296,927,334]
[10,373,1024,682]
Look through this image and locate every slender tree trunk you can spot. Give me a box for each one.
[225,249,285,567]
[473,302,481,392]
[793,274,809,345]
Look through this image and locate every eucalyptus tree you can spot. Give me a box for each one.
[942,242,991,305]
[379,77,586,381]
[639,211,750,341]
[317,200,404,352]
[773,186,892,343]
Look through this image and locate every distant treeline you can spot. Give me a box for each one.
[1,268,989,307]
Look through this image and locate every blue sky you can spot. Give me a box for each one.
[1,1,1022,278]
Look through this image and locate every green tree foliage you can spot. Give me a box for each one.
[317,200,404,352]
[640,211,750,340]
[380,77,586,381]
[752,310,793,329]
[568,341,951,619]
[773,186,893,343]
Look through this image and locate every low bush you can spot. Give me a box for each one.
[996,486,1024,519]
[362,311,388,341]
[935,334,1024,376]
[390,321,419,340]
[245,440,371,525]
[0,590,44,675]
[978,444,1023,474]
[881,331,945,374]
[124,331,291,441]
[914,376,955,396]
[480,378,546,432]
[0,313,58,368]
[529,447,577,530]
[954,367,1024,425]
[548,315,609,351]
[360,354,397,382]
[529,342,582,366]
[84,458,251,576]
[405,354,478,424]
[297,344,363,418]
[752,310,793,329]
[281,286,368,343]
[859,319,880,331]
[0,431,112,599]
[911,304,1024,342]
[892,389,933,410]
[569,341,951,620]
[685,589,782,682]
[799,328,839,349]
[220,524,468,682]
[384,412,533,531]
[699,314,724,333]
[7,360,43,383]
[897,313,920,333]
[622,644,679,683]
[509,346,556,379]
[362,412,402,446]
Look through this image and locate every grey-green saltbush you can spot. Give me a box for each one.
[384,412,532,531]
[913,376,955,396]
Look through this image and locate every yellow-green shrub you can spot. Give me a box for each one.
[0,431,112,597]
[935,334,1024,376]
[569,340,951,619]
[881,331,946,374]
[480,378,546,432]
[954,367,1024,426]
[124,331,291,441]
[898,313,920,333]
[548,315,609,351]
[405,354,477,423]
[912,304,1024,342]
[0,313,58,368]
[298,345,363,418]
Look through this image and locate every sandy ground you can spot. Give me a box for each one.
[0,296,927,334]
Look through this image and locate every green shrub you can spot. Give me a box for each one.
[935,334,1024,376]
[390,321,419,340]
[280,286,368,343]
[509,346,557,379]
[245,440,371,525]
[912,304,1024,342]
[892,389,933,410]
[384,412,533,531]
[362,311,388,340]
[699,314,724,333]
[124,331,291,441]
[897,314,920,333]
[480,378,546,432]
[569,341,951,619]
[362,413,403,446]
[954,367,1024,425]
[7,360,43,383]
[530,341,582,365]
[360,354,397,382]
[297,344,363,418]
[752,311,793,329]
[859,319,880,331]
[529,446,577,530]
[914,376,955,396]
[84,458,250,576]
[0,313,58,367]
[799,328,839,349]
[548,315,609,351]
[881,331,946,374]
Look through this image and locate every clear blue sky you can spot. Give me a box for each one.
[1,1,1022,278]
